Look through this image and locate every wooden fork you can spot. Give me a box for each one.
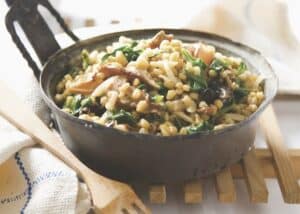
[0,82,150,214]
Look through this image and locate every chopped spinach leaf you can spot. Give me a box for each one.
[63,95,82,115]
[63,95,94,115]
[187,121,214,134]
[186,71,207,92]
[137,83,146,90]
[122,47,142,62]
[182,49,207,71]
[81,50,90,70]
[110,109,136,126]
[173,117,189,130]
[144,113,164,123]
[80,97,93,108]
[233,87,249,102]
[158,84,168,96]
[102,41,142,62]
[237,61,247,74]
[131,41,138,47]
[209,58,228,72]
[182,49,208,91]
[70,95,82,112]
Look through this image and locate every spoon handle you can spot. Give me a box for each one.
[0,82,101,181]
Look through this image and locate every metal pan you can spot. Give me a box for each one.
[5,0,277,182]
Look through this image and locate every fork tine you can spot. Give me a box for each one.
[131,203,145,214]
[133,199,151,214]
[124,206,138,214]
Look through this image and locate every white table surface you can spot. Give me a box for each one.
[0,4,300,211]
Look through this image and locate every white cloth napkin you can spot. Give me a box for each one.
[0,117,91,214]
[185,0,300,95]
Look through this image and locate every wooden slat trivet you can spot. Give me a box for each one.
[149,184,166,204]
[260,106,300,203]
[184,180,203,204]
[242,149,268,203]
[215,168,236,202]
[148,105,300,204]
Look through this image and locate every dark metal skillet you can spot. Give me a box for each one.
[5,0,277,182]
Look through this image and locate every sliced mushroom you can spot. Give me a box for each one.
[67,70,103,95]
[91,75,126,98]
[100,65,160,89]
[133,69,160,89]
[148,30,173,49]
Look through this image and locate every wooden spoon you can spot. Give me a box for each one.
[0,82,150,214]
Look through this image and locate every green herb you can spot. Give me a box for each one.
[173,117,189,130]
[233,87,249,102]
[209,58,228,72]
[70,95,82,113]
[151,94,164,103]
[81,50,90,70]
[137,83,146,90]
[63,95,93,115]
[63,95,82,115]
[237,61,247,74]
[219,99,235,115]
[187,121,214,134]
[182,49,208,91]
[110,109,136,126]
[80,97,93,108]
[131,41,138,47]
[186,72,207,92]
[158,84,168,96]
[182,49,207,71]
[102,41,142,62]
[144,113,164,123]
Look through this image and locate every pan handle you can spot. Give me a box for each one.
[5,0,79,79]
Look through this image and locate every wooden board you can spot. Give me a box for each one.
[149,185,166,204]
[147,148,300,204]
[259,106,300,203]
[242,149,268,203]
[215,167,236,202]
[184,180,203,204]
